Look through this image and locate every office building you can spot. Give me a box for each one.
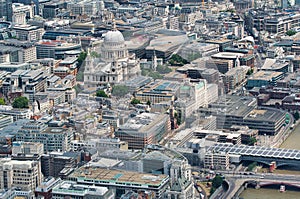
[223,66,249,93]
[193,129,241,145]
[2,69,48,103]
[42,1,65,19]
[51,181,115,199]
[212,52,255,69]
[0,188,35,198]
[0,0,12,21]
[0,106,33,121]
[261,58,290,74]
[135,80,181,104]
[42,29,93,40]
[199,95,286,135]
[68,167,169,199]
[206,59,234,74]
[206,39,233,52]
[178,42,219,62]
[265,13,300,34]
[71,138,128,152]
[0,62,31,73]
[16,120,74,152]
[12,3,34,25]
[36,40,81,60]
[1,39,37,63]
[67,0,103,16]
[247,71,284,88]
[204,151,229,170]
[0,115,13,129]
[121,191,155,199]
[0,45,21,64]
[12,141,44,156]
[35,177,62,199]
[12,25,44,41]
[41,152,77,178]
[115,113,170,149]
[0,158,41,192]
[145,32,189,60]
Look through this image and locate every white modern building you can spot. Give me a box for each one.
[0,158,42,192]
[52,181,115,199]
[204,151,229,170]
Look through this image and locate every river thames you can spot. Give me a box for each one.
[239,123,300,198]
[239,187,300,199]
[280,122,300,150]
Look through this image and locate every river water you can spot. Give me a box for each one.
[239,124,300,198]
[280,123,300,150]
[239,188,300,199]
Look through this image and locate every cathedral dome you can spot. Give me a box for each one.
[104,30,125,43]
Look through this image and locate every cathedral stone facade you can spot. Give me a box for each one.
[84,27,140,88]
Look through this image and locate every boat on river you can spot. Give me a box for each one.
[280,185,286,192]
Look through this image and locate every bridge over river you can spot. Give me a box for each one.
[210,173,300,199]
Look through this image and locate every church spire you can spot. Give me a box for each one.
[112,19,117,31]
[152,48,157,71]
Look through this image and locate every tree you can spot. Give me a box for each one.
[141,67,163,79]
[0,98,5,105]
[148,71,163,80]
[286,29,297,36]
[96,90,108,98]
[146,100,151,106]
[209,187,216,195]
[187,52,201,62]
[156,65,172,74]
[247,162,257,171]
[247,137,257,146]
[212,175,223,189]
[12,96,29,108]
[168,54,189,66]
[141,69,148,76]
[130,98,141,105]
[112,85,129,97]
[210,175,223,196]
[246,69,254,76]
[76,71,84,81]
[294,111,300,121]
[77,51,87,66]
[226,9,235,13]
[174,112,182,125]
[90,51,100,58]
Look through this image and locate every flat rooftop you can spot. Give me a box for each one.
[146,34,189,52]
[261,58,289,71]
[13,24,41,31]
[245,108,285,122]
[119,112,166,132]
[207,95,257,117]
[211,52,245,59]
[52,181,109,196]
[69,167,169,187]
[137,80,181,95]
[0,45,20,54]
[249,70,283,81]
[206,39,232,44]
